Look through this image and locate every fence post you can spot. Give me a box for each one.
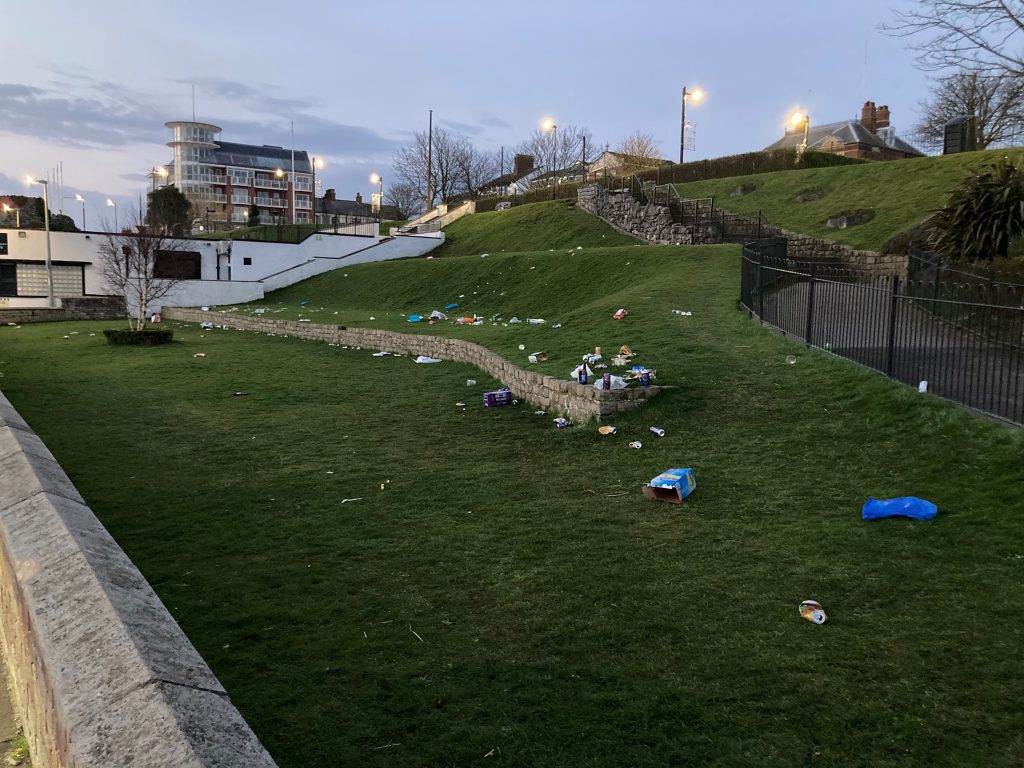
[885,275,901,375]
[757,211,762,239]
[804,264,816,347]
[758,250,765,319]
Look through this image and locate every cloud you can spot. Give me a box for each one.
[438,118,485,137]
[477,113,512,129]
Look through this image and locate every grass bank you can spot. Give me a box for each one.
[675,146,1024,251]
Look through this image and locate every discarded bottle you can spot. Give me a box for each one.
[640,370,650,388]
[603,373,611,389]
[649,426,665,437]
[578,367,588,385]
[628,441,642,449]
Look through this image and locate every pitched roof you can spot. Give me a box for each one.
[594,151,673,167]
[764,120,924,156]
[211,141,313,173]
[481,169,534,189]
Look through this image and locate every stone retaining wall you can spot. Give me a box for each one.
[0,297,126,326]
[162,308,660,422]
[0,391,277,768]
[576,185,717,245]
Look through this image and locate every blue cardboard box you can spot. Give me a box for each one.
[642,468,696,504]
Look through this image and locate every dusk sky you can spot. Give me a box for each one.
[1,0,929,224]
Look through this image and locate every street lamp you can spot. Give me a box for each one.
[26,176,55,308]
[2,203,19,229]
[150,165,168,191]
[679,87,704,164]
[369,172,383,225]
[106,198,118,232]
[542,118,557,200]
[311,156,324,224]
[75,194,85,231]
[789,111,810,153]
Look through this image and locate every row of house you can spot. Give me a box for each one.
[478,100,923,197]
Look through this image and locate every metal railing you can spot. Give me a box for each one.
[254,178,288,190]
[255,197,286,208]
[740,240,1024,425]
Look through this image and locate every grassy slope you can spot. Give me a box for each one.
[2,203,1023,767]
[433,199,637,257]
[674,147,1024,251]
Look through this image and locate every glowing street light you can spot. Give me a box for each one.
[25,175,55,307]
[2,203,19,229]
[311,156,325,222]
[541,118,558,199]
[369,173,383,223]
[789,111,810,152]
[75,194,85,230]
[680,87,705,164]
[106,198,118,232]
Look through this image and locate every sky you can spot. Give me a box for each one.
[0,0,930,226]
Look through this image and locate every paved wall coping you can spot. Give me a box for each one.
[161,308,660,422]
[0,391,277,768]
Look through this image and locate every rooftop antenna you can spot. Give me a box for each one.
[192,84,196,122]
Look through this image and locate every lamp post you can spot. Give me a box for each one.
[679,87,704,164]
[789,111,810,155]
[369,173,383,227]
[75,194,85,231]
[149,165,168,191]
[311,156,324,226]
[274,168,285,225]
[542,118,557,200]
[2,204,19,229]
[26,176,55,307]
[106,198,118,232]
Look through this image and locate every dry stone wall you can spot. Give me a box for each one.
[576,185,714,245]
[162,308,660,422]
[0,391,277,768]
[0,297,126,325]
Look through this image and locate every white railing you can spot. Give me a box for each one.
[254,178,288,190]
[232,194,251,205]
[256,198,286,208]
[295,199,311,209]
[191,192,228,203]
[294,180,312,191]
[185,174,227,185]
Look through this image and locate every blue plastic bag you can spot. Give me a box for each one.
[861,497,938,521]
[407,314,422,323]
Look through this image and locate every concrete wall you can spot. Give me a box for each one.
[162,309,659,421]
[0,390,277,768]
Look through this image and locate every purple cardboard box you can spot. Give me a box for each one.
[483,388,514,407]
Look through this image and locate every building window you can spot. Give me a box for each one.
[0,233,7,256]
[243,257,252,266]
[154,251,201,280]
[0,263,15,296]
[9,263,84,297]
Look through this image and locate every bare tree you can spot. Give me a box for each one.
[384,182,422,219]
[884,1,1024,76]
[517,124,593,176]
[454,140,501,198]
[393,127,472,207]
[98,211,189,330]
[615,131,663,167]
[915,70,1024,150]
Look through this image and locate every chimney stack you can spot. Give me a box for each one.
[324,188,336,201]
[514,154,535,176]
[860,101,877,133]
[355,192,362,204]
[875,105,891,130]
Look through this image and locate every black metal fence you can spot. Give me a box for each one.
[740,240,1024,425]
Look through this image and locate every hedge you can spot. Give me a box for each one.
[103,328,174,346]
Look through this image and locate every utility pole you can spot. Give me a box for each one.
[582,135,587,180]
[426,109,433,211]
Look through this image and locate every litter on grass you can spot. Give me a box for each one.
[671,309,693,316]
[594,375,626,391]
[407,315,422,323]
[785,355,797,365]
[799,600,828,624]
[528,351,548,363]
[340,498,363,504]
[619,345,634,357]
[526,318,546,324]
[232,392,250,397]
[628,441,643,450]
[570,363,594,381]
[193,353,206,358]
[444,303,459,310]
[642,468,696,504]
[429,310,447,320]
[598,425,617,435]
[554,418,574,429]
[612,308,628,320]
[861,497,938,521]
[483,388,513,407]
[466,379,477,386]
[414,356,442,364]
[372,351,389,357]
[649,426,666,437]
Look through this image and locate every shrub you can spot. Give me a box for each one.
[103,328,174,346]
[927,159,1024,262]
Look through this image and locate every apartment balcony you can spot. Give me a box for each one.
[295,199,312,210]
[254,177,288,190]
[187,174,227,185]
[255,197,287,208]
[231,194,251,205]
[190,191,228,203]
[293,180,312,192]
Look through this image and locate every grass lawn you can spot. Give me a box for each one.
[674,147,1024,251]
[433,199,637,258]
[2,236,1023,766]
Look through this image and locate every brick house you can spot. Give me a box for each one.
[765,101,924,160]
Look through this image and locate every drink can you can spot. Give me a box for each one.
[640,370,650,388]
[578,368,588,384]
[603,373,611,389]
